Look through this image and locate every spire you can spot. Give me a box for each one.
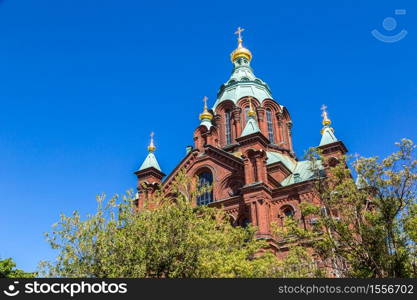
[199,96,213,130]
[319,105,338,146]
[213,27,272,110]
[241,98,260,137]
[148,132,156,152]
[321,104,331,126]
[139,132,162,171]
[231,26,253,62]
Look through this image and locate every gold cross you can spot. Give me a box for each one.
[150,132,155,144]
[321,104,328,118]
[234,27,244,40]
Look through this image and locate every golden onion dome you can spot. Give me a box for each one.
[199,96,213,120]
[231,41,252,62]
[231,27,252,62]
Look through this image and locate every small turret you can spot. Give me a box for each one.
[317,105,348,159]
[319,104,338,146]
[134,132,165,210]
[199,96,213,130]
[135,133,165,190]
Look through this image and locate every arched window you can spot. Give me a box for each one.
[225,110,232,145]
[266,109,275,143]
[197,172,213,206]
[244,106,250,124]
[281,205,295,218]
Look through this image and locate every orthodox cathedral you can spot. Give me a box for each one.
[134,28,348,255]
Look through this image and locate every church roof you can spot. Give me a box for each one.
[266,151,296,170]
[139,152,161,172]
[319,127,338,146]
[319,105,338,146]
[240,116,260,137]
[213,64,273,110]
[281,160,324,186]
[138,133,162,172]
[213,28,273,110]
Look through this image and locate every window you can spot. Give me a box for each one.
[281,205,295,218]
[244,106,250,124]
[197,172,213,206]
[225,110,232,145]
[266,109,275,143]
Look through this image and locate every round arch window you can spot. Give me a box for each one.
[281,205,295,218]
[197,171,214,206]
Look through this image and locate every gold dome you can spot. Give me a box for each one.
[199,96,213,120]
[231,27,252,62]
[231,42,252,62]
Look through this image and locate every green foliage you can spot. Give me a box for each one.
[41,169,282,278]
[0,258,36,278]
[280,139,417,278]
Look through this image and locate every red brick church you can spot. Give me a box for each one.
[134,28,348,254]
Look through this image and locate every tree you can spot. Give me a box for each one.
[41,169,284,278]
[0,258,36,278]
[278,139,417,277]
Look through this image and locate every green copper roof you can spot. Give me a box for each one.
[139,152,161,171]
[266,151,296,170]
[320,126,338,146]
[240,116,260,137]
[213,58,273,110]
[281,160,324,186]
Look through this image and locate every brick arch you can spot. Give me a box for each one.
[214,99,235,115]
[281,106,292,121]
[236,96,261,109]
[262,98,281,112]
[220,174,244,197]
[192,164,216,179]
[236,97,261,133]
[214,100,235,147]
[279,204,297,218]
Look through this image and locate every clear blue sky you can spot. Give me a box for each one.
[0,0,416,272]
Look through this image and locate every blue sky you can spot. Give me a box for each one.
[0,0,416,272]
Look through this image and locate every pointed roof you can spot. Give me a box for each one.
[138,132,162,172]
[319,105,338,146]
[139,152,161,171]
[199,96,213,130]
[241,118,260,136]
[320,127,338,146]
[240,99,260,137]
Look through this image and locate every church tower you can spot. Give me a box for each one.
[134,28,348,252]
